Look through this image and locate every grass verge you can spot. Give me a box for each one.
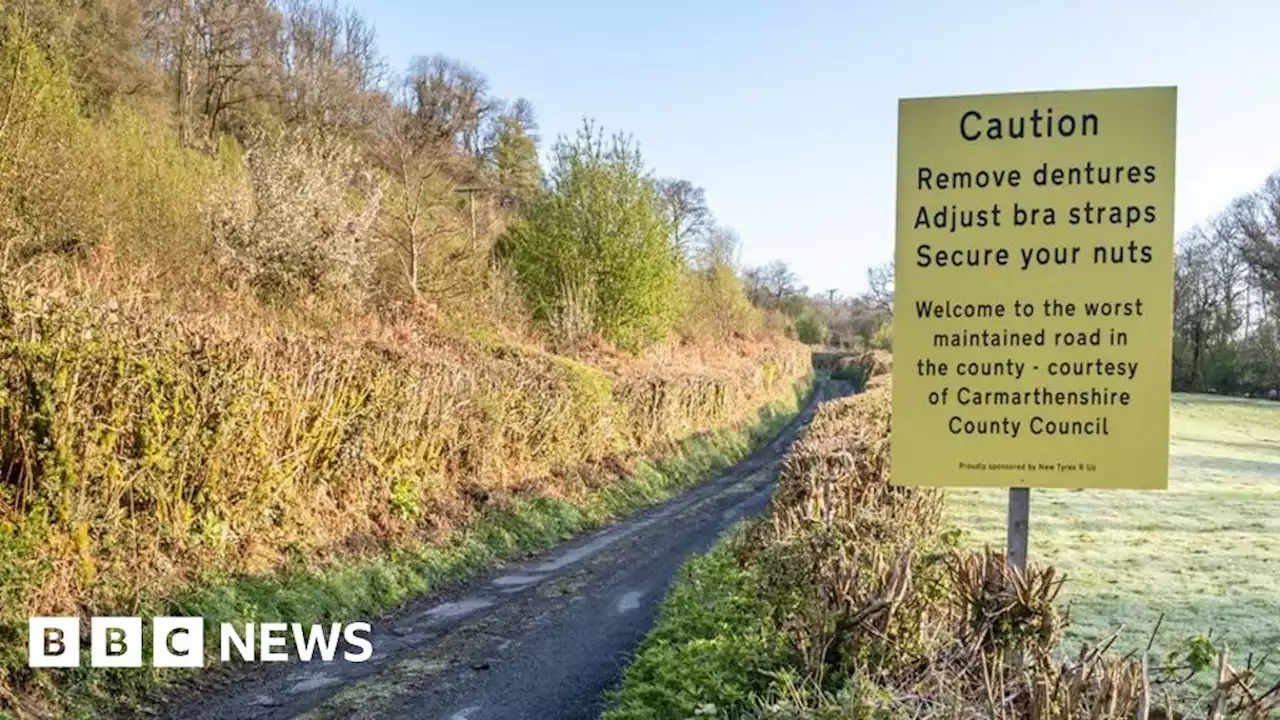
[31,378,812,718]
[603,529,786,720]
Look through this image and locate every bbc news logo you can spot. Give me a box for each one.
[29,617,373,668]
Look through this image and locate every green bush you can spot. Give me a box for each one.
[870,321,891,350]
[499,119,683,351]
[680,263,761,341]
[0,15,95,268]
[793,309,827,345]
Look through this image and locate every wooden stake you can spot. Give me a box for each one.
[1007,487,1030,574]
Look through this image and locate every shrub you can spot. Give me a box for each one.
[870,321,892,350]
[208,127,382,302]
[96,105,232,272]
[0,15,235,288]
[0,16,96,269]
[499,120,683,351]
[679,264,760,341]
[793,309,827,345]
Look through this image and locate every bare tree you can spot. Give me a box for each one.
[1230,173,1280,296]
[1173,228,1220,389]
[275,0,387,136]
[657,178,713,257]
[844,294,889,349]
[693,225,741,272]
[483,97,539,151]
[866,262,894,317]
[190,0,279,142]
[404,54,494,156]
[762,260,804,303]
[371,100,466,297]
[742,265,767,306]
[742,260,804,309]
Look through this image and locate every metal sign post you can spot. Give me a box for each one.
[1007,487,1029,574]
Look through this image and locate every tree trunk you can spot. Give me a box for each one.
[175,0,192,146]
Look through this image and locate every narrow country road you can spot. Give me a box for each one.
[155,382,843,720]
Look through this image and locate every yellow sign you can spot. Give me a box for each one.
[890,86,1176,490]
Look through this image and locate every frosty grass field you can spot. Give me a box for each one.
[946,393,1280,665]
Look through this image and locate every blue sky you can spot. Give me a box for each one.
[359,0,1280,296]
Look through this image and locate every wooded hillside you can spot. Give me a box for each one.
[0,1,814,714]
